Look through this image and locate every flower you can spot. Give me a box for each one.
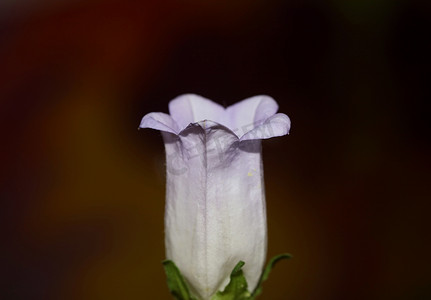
[140,94,290,299]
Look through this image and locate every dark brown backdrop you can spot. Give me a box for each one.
[1,0,430,299]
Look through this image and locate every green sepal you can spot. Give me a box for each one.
[163,260,197,300]
[251,253,292,299]
[163,253,291,300]
[211,261,251,300]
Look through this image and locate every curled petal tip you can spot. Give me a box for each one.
[240,113,291,141]
[139,112,179,134]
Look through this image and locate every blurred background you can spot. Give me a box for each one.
[1,0,430,299]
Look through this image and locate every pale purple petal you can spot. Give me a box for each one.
[240,113,291,141]
[169,94,226,131]
[225,95,279,134]
[163,120,266,299]
[140,94,291,299]
[139,112,179,134]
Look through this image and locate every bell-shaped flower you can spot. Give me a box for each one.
[140,94,290,299]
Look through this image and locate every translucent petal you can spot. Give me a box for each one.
[163,122,266,299]
[169,94,226,131]
[241,113,291,141]
[140,95,291,299]
[139,112,179,134]
[225,95,279,137]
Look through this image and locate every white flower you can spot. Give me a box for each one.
[140,94,290,299]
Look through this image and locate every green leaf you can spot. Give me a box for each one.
[251,253,292,299]
[163,260,197,300]
[211,261,252,300]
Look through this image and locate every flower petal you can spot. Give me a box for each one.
[163,122,266,299]
[139,112,179,134]
[139,95,291,299]
[169,94,226,131]
[225,95,279,135]
[240,113,291,141]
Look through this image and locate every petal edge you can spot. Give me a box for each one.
[240,113,291,141]
[169,94,226,130]
[139,112,179,134]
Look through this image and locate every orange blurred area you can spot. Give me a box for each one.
[1,0,430,299]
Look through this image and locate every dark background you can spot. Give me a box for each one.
[1,0,430,299]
